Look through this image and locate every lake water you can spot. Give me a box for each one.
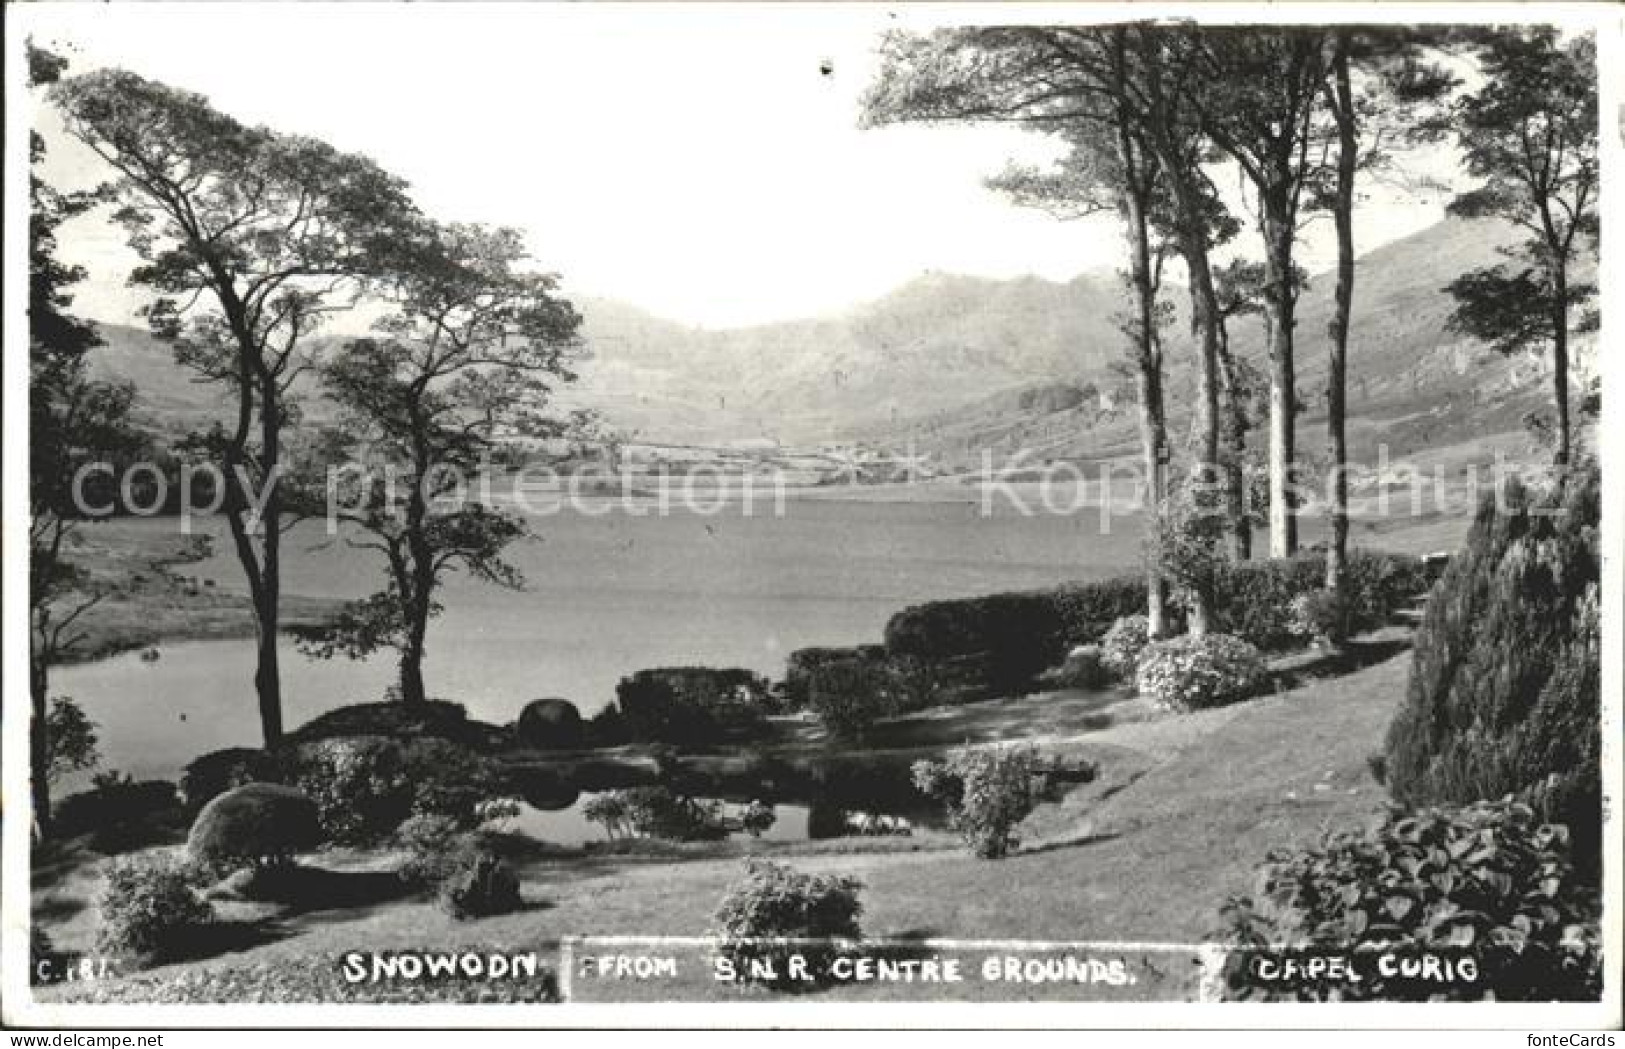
[57,492,1147,782]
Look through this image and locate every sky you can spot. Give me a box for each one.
[19,3,1471,330]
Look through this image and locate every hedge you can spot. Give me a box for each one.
[616,667,771,747]
[883,550,1431,690]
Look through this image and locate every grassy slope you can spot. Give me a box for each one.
[46,520,342,664]
[37,650,1411,1004]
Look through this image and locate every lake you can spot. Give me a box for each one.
[58,490,1149,782]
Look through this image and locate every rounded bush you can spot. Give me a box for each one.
[711,858,862,990]
[1098,615,1151,681]
[292,735,498,845]
[187,783,321,873]
[437,846,522,920]
[95,854,213,964]
[1219,798,1602,1001]
[1288,588,1347,645]
[912,745,1044,859]
[516,698,584,750]
[394,813,466,886]
[1134,633,1268,712]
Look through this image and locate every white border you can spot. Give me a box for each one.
[3,1,1621,1030]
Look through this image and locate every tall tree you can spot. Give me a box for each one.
[28,44,142,834]
[864,26,1226,635]
[986,126,1176,634]
[296,224,581,706]
[1443,28,1598,467]
[51,71,422,746]
[1313,28,1455,602]
[1183,28,1329,557]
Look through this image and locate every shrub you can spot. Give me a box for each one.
[1218,799,1603,1001]
[437,846,523,920]
[1134,633,1268,712]
[583,792,635,840]
[292,736,499,846]
[1215,550,1432,649]
[912,745,1044,859]
[1099,615,1152,681]
[180,748,286,812]
[1383,467,1601,876]
[1035,644,1109,690]
[806,657,902,744]
[584,704,629,747]
[1150,484,1228,626]
[783,645,887,710]
[187,783,321,875]
[1288,588,1348,646]
[738,800,777,838]
[621,785,729,841]
[884,577,1147,691]
[95,853,214,964]
[287,700,481,747]
[712,859,862,989]
[515,698,584,750]
[616,668,771,747]
[1211,555,1326,649]
[394,813,467,886]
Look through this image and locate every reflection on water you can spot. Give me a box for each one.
[510,795,813,846]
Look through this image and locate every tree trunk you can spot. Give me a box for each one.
[399,576,431,707]
[31,657,51,837]
[1325,40,1356,600]
[1216,326,1251,562]
[398,638,428,707]
[1552,265,1572,467]
[1167,180,1223,638]
[1262,201,1299,558]
[1120,155,1170,639]
[255,372,285,746]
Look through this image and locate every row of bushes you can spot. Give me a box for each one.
[882,550,1434,689]
[182,734,506,848]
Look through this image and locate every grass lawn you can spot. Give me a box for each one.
[35,648,1413,1004]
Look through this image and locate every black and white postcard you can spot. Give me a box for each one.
[3,1,1619,1030]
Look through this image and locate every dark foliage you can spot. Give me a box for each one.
[615,667,771,747]
[1220,799,1602,1001]
[291,735,500,846]
[782,645,888,709]
[180,748,288,813]
[516,698,585,750]
[1384,466,1601,876]
[187,783,322,873]
[436,845,523,920]
[883,552,1429,692]
[53,777,181,842]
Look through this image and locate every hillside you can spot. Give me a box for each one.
[860,217,1597,469]
[83,217,1591,461]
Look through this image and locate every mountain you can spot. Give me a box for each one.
[83,217,1589,461]
[855,217,1597,468]
[567,271,1131,443]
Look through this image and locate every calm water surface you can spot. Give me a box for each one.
[58,496,1145,782]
